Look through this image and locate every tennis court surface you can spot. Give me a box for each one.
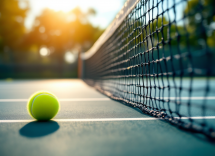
[0,79,214,156]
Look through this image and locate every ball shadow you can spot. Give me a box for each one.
[19,121,60,138]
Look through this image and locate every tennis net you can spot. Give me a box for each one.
[80,0,215,138]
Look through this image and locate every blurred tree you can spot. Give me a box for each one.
[23,7,104,75]
[184,0,215,47]
[25,7,103,55]
[136,16,185,48]
[0,0,29,53]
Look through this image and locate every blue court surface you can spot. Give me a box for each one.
[0,79,215,156]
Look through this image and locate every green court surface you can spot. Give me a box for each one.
[0,79,215,156]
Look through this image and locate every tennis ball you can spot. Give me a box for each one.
[27,91,60,121]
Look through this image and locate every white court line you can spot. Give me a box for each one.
[0,98,111,102]
[0,97,215,102]
[1,116,215,123]
[163,97,215,100]
[177,116,215,119]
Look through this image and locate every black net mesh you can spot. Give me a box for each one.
[83,0,215,138]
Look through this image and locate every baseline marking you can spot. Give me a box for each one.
[0,97,215,102]
[1,116,215,123]
[0,98,111,102]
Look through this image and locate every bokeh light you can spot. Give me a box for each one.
[39,47,50,56]
[64,51,76,64]
[39,26,45,33]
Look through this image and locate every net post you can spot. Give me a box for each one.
[78,49,85,79]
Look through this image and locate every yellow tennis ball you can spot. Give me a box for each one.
[27,91,60,121]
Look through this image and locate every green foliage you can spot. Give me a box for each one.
[0,0,29,52]
[128,16,184,50]
[184,0,215,47]
[25,7,103,53]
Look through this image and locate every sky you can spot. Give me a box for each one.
[20,0,125,30]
